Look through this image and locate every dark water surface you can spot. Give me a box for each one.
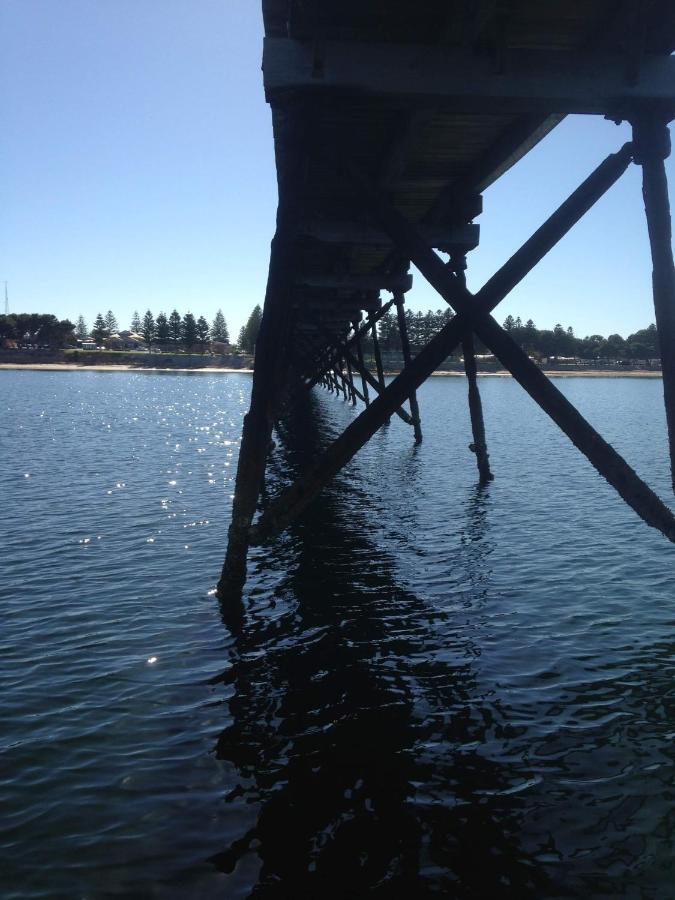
[2,370,675,898]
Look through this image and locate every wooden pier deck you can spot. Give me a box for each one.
[218,0,675,598]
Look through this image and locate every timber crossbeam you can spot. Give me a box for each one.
[264,38,675,118]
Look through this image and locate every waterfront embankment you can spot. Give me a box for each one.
[0,362,662,377]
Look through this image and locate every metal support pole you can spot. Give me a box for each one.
[394,291,423,443]
[633,116,675,492]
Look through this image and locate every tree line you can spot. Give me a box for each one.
[371,309,661,360]
[83,308,231,351]
[0,305,661,361]
[0,313,75,347]
[83,306,265,353]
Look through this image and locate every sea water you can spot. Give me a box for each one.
[2,370,675,898]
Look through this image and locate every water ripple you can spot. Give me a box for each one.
[2,371,675,897]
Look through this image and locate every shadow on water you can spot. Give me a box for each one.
[210,391,556,898]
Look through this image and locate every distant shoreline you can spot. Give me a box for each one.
[0,363,255,373]
[0,363,662,378]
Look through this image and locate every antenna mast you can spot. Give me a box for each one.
[3,282,8,315]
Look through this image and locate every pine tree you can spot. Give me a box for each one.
[75,315,88,339]
[104,310,118,334]
[169,310,182,345]
[196,316,210,351]
[130,310,141,332]
[91,313,108,344]
[142,310,155,349]
[211,309,230,343]
[238,305,262,353]
[181,312,197,350]
[378,310,400,351]
[155,311,170,345]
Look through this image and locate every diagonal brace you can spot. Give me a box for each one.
[342,345,414,425]
[305,299,396,389]
[251,142,675,546]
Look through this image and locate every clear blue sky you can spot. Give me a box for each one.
[2,0,673,339]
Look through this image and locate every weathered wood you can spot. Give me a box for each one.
[300,219,479,251]
[305,299,396,389]
[395,292,423,444]
[370,314,390,424]
[371,317,386,389]
[251,316,472,544]
[330,368,342,396]
[377,109,436,189]
[217,229,294,599]
[337,367,365,404]
[218,101,317,599]
[461,0,498,48]
[358,153,675,545]
[251,291,675,547]
[335,360,348,400]
[250,143,675,546]
[342,346,414,425]
[473,143,635,306]
[344,354,357,405]
[264,38,675,117]
[296,272,412,292]
[633,117,675,491]
[354,336,370,406]
[426,115,559,224]
[462,332,493,484]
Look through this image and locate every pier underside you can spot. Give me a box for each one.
[218,0,675,599]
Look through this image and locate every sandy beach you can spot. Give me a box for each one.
[0,363,255,373]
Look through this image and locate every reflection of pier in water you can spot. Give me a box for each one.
[210,393,552,897]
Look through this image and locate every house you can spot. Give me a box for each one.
[104,331,147,350]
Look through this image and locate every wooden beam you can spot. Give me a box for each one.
[370,317,386,391]
[342,346,414,426]
[354,335,370,406]
[377,109,436,190]
[216,107,309,601]
[296,272,412,292]
[472,144,635,305]
[425,115,559,225]
[305,299,396,388]
[394,291,423,444]
[355,152,675,545]
[264,38,675,117]
[300,219,479,251]
[462,331,493,484]
[633,116,675,491]
[251,316,474,544]
[460,0,498,48]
